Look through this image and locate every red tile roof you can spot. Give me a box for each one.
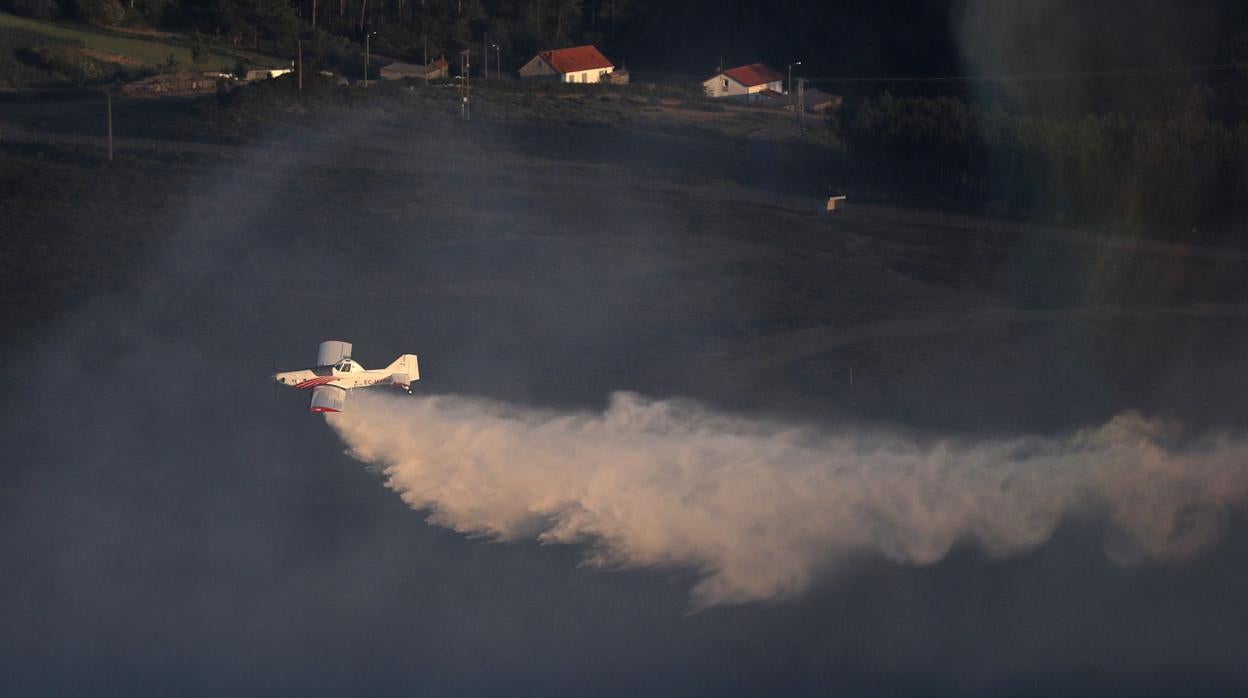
[722,63,784,88]
[539,45,614,74]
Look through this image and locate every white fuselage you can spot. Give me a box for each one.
[276,343,418,412]
[275,359,400,392]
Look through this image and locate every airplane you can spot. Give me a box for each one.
[274,340,420,413]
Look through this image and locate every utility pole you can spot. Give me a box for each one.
[797,78,806,132]
[787,60,801,111]
[459,49,471,120]
[493,43,501,79]
[297,38,303,91]
[364,31,376,87]
[483,32,488,79]
[105,89,113,162]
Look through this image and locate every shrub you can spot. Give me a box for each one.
[2,0,61,20]
[77,0,124,27]
[678,100,724,113]
[191,31,207,64]
[0,26,79,86]
[17,44,131,85]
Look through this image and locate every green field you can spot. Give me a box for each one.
[0,11,271,74]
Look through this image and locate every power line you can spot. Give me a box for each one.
[809,63,1240,84]
[630,62,1240,86]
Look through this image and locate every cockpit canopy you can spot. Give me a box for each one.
[308,358,354,376]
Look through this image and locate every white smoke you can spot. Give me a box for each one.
[328,391,1248,607]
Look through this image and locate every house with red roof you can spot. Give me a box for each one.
[519,45,616,84]
[702,63,785,102]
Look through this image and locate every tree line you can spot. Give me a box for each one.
[2,0,649,66]
[2,0,979,81]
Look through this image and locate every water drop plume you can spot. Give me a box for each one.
[329,392,1248,607]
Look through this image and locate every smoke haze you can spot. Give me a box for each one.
[331,391,1248,607]
[6,58,1248,690]
[953,0,1233,112]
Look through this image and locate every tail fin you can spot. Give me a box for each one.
[385,354,420,390]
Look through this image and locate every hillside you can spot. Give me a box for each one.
[0,11,275,86]
[3,82,1246,430]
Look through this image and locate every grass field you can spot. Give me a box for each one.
[0,11,271,75]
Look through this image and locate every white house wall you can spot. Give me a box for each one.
[702,76,783,98]
[563,67,614,83]
[519,55,557,78]
[703,75,748,98]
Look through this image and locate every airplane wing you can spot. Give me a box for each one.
[309,384,347,413]
[317,340,352,366]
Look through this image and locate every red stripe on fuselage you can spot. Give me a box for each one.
[294,376,339,389]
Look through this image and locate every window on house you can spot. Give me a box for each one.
[723,78,728,89]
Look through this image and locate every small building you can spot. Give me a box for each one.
[380,58,449,81]
[802,88,842,114]
[519,45,615,84]
[754,88,790,108]
[702,63,785,102]
[776,86,842,113]
[119,72,221,96]
[244,67,293,82]
[602,68,630,85]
